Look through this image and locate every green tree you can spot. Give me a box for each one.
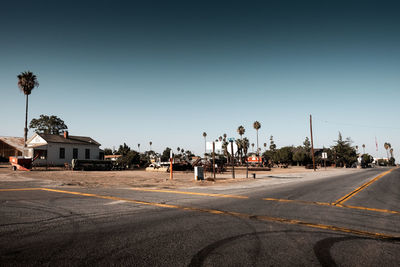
[331,132,357,167]
[253,121,261,155]
[266,135,277,166]
[237,126,245,139]
[303,137,311,153]
[242,137,250,157]
[18,71,39,146]
[29,115,68,135]
[292,147,307,166]
[117,143,131,156]
[361,153,373,167]
[235,139,243,163]
[103,148,113,155]
[161,147,172,162]
[269,135,276,151]
[276,146,293,165]
[118,150,140,168]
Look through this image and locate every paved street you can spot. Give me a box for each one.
[1,167,399,266]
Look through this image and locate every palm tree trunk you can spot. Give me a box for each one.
[24,94,29,147]
[204,137,206,156]
[256,130,259,155]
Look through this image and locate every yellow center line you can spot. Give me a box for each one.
[262,196,400,215]
[34,188,400,240]
[337,204,400,215]
[129,187,248,199]
[0,188,43,191]
[263,197,331,206]
[334,168,395,205]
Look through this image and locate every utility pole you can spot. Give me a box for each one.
[212,141,216,180]
[310,114,316,171]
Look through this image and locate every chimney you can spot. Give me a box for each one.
[64,131,69,139]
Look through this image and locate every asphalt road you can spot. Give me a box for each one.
[1,167,399,266]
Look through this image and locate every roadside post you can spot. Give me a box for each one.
[246,157,249,178]
[322,152,328,170]
[228,138,235,178]
[170,150,173,180]
[310,114,316,171]
[212,141,216,180]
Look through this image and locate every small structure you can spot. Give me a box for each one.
[0,137,24,161]
[26,131,103,166]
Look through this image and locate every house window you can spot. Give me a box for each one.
[40,150,47,160]
[73,148,78,159]
[59,148,65,159]
[85,149,90,159]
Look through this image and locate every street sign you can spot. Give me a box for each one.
[228,138,235,142]
[322,152,328,159]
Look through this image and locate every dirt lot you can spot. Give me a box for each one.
[0,164,351,189]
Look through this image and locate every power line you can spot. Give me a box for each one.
[314,118,400,130]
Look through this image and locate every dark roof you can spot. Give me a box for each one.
[37,133,101,146]
[0,136,25,151]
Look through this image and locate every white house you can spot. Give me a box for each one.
[26,131,103,166]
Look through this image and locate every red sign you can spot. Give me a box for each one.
[247,156,262,163]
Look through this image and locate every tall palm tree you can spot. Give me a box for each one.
[17,71,39,146]
[235,139,243,163]
[264,143,267,152]
[237,126,245,139]
[138,143,140,152]
[149,141,152,151]
[362,144,365,154]
[251,143,255,153]
[390,148,394,158]
[223,133,227,142]
[242,138,249,157]
[202,132,207,156]
[384,142,391,159]
[253,121,261,155]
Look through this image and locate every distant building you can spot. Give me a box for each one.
[26,131,103,166]
[0,137,24,160]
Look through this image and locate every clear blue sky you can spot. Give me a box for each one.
[0,0,399,159]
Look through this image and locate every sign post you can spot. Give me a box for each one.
[170,150,173,180]
[228,138,235,179]
[322,152,328,170]
[212,141,216,180]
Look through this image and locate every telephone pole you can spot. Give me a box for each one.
[310,114,316,171]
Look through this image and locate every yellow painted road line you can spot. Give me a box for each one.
[129,188,249,199]
[2,187,400,216]
[263,197,331,206]
[334,168,395,205]
[39,188,399,240]
[337,204,400,215]
[263,197,400,215]
[0,188,42,192]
